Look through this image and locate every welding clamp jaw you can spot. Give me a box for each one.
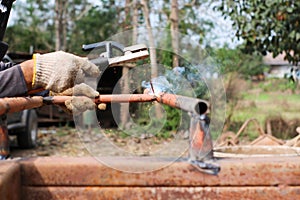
[82,41,149,68]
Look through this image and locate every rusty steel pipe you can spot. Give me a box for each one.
[0,94,156,115]
[43,94,157,105]
[0,93,209,115]
[44,93,210,116]
[155,93,209,115]
[0,96,44,115]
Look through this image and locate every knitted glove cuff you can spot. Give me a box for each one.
[32,52,57,90]
[32,51,100,93]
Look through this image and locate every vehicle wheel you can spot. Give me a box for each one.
[17,110,38,149]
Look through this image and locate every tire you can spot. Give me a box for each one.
[17,110,38,149]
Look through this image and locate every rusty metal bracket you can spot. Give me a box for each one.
[188,114,220,175]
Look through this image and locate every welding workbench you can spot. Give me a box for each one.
[0,156,300,200]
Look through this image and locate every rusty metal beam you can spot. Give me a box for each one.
[22,186,300,200]
[1,156,300,199]
[20,156,300,187]
[0,161,21,200]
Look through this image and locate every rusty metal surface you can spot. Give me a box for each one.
[22,186,300,200]
[155,93,209,115]
[189,116,213,161]
[0,96,43,115]
[0,161,21,200]
[214,146,300,158]
[0,115,9,157]
[20,156,300,187]
[0,156,300,199]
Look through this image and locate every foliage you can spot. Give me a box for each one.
[68,5,120,54]
[258,78,297,93]
[5,0,55,52]
[211,47,268,79]
[210,46,267,131]
[158,1,214,47]
[6,25,54,53]
[229,80,300,140]
[6,0,120,53]
[178,1,214,46]
[130,102,182,139]
[216,1,300,64]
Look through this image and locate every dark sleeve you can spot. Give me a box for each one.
[0,62,13,71]
[0,64,28,97]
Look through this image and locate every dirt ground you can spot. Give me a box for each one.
[10,126,89,158]
[9,126,190,159]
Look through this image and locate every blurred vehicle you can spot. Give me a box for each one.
[7,109,38,149]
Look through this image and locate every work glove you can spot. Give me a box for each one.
[50,83,98,115]
[32,51,100,93]
[33,51,104,115]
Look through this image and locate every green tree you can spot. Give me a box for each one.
[68,5,120,54]
[6,0,119,53]
[216,1,300,64]
[155,1,214,68]
[6,0,54,52]
[212,47,267,79]
[211,46,267,131]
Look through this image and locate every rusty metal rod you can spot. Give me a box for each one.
[43,94,157,105]
[0,96,44,115]
[0,93,209,115]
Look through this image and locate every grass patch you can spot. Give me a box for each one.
[242,93,270,101]
[228,79,300,141]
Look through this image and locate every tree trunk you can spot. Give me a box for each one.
[132,0,139,44]
[141,0,162,118]
[141,0,158,78]
[170,0,179,67]
[120,0,132,128]
[55,0,60,51]
[55,0,67,51]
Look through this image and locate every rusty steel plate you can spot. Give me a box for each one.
[214,145,300,158]
[20,156,300,187]
[22,186,300,200]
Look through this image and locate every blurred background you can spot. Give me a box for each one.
[4,0,300,156]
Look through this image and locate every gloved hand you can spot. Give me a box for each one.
[32,51,100,93]
[50,83,99,115]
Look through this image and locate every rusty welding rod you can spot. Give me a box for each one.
[0,93,209,116]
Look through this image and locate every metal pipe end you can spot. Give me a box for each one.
[194,101,209,115]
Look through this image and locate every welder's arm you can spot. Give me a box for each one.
[20,53,101,114]
[0,62,29,98]
[0,59,44,98]
[20,59,34,92]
